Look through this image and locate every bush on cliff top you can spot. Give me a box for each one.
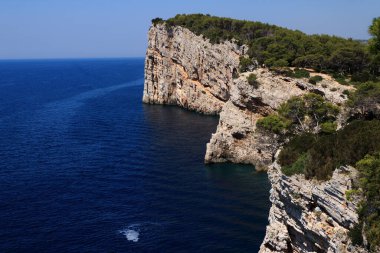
[257,114,290,134]
[157,14,374,75]
[292,68,310,78]
[257,93,340,135]
[247,73,260,88]
[278,120,380,180]
[152,17,164,25]
[355,152,380,251]
[309,75,323,84]
[348,81,380,119]
[239,57,253,72]
[278,134,316,168]
[272,68,311,79]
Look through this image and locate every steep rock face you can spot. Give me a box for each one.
[143,24,351,167]
[143,24,246,114]
[143,23,365,252]
[205,70,350,168]
[259,163,367,253]
[204,100,279,169]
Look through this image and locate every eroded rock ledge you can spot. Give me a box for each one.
[259,163,366,253]
[143,23,366,252]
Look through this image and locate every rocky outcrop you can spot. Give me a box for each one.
[259,163,367,253]
[143,23,246,115]
[205,70,350,168]
[143,24,351,167]
[143,23,364,252]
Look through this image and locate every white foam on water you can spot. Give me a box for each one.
[119,228,140,242]
[119,222,164,243]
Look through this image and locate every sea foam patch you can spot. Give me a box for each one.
[119,222,164,243]
[119,228,140,242]
[119,224,142,242]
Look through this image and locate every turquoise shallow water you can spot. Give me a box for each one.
[0,58,271,252]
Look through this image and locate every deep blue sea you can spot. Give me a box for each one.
[0,58,270,253]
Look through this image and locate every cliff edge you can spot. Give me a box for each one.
[144,23,350,169]
[143,23,367,252]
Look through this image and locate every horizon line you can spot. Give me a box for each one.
[0,56,146,61]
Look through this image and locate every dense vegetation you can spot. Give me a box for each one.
[153,14,379,77]
[256,114,290,134]
[258,80,380,250]
[278,120,380,180]
[348,81,380,119]
[257,93,339,135]
[369,17,380,75]
[153,14,380,250]
[355,153,380,251]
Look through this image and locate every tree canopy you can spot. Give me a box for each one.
[257,93,339,134]
[356,152,380,252]
[155,14,373,76]
[369,17,380,74]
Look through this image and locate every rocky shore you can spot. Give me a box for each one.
[143,23,367,252]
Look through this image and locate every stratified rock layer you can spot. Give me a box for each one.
[144,24,351,167]
[205,70,351,168]
[143,23,245,114]
[259,164,367,253]
[143,23,366,252]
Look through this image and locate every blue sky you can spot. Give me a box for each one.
[1,0,379,59]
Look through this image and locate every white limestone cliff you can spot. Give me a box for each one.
[143,23,367,252]
[259,163,367,253]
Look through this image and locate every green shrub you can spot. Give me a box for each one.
[349,82,380,119]
[278,134,316,166]
[336,78,349,85]
[270,67,294,77]
[334,74,350,85]
[330,87,338,92]
[256,114,290,134]
[345,189,360,201]
[355,152,380,251]
[279,120,380,180]
[284,70,295,77]
[293,68,310,78]
[271,59,289,67]
[277,93,339,132]
[309,75,323,84]
[152,17,164,25]
[305,120,380,180]
[320,122,337,134]
[349,223,364,246]
[275,68,310,79]
[256,93,340,136]
[282,153,309,176]
[308,79,317,85]
[247,74,259,88]
[239,57,253,72]
[351,71,375,82]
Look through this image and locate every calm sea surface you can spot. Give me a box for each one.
[0,58,270,252]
